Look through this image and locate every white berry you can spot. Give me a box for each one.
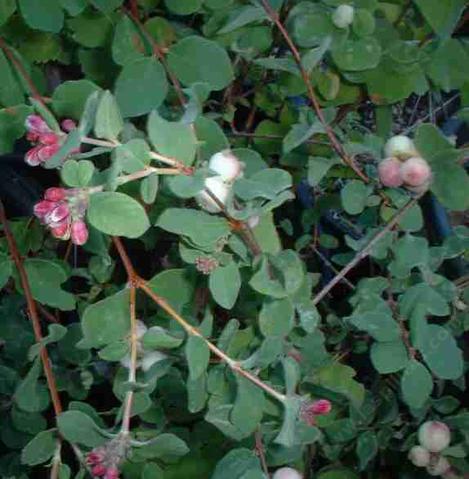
[427,456,451,476]
[384,135,417,160]
[272,467,303,479]
[208,150,243,182]
[418,421,451,453]
[400,157,432,187]
[196,176,230,213]
[247,215,260,229]
[332,4,355,29]
[408,446,431,467]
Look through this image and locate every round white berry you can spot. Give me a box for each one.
[196,176,230,213]
[418,421,451,453]
[272,467,303,479]
[408,446,430,467]
[400,157,432,187]
[208,150,243,182]
[426,456,451,476]
[384,135,417,160]
[141,351,168,372]
[332,4,355,29]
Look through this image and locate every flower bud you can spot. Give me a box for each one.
[400,157,432,187]
[141,351,168,372]
[25,146,43,166]
[309,399,332,415]
[104,467,119,479]
[384,135,417,160]
[34,200,56,220]
[71,220,89,246]
[208,150,243,182]
[50,222,71,240]
[91,464,107,477]
[86,448,106,466]
[61,119,77,132]
[38,143,60,163]
[44,187,66,202]
[46,203,70,225]
[196,176,230,213]
[332,4,355,28]
[378,157,403,187]
[427,456,451,476]
[418,421,451,453]
[39,132,60,145]
[25,115,51,135]
[408,445,430,467]
[272,467,303,479]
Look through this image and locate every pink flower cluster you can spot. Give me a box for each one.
[34,187,88,245]
[25,115,76,166]
[300,399,332,426]
[87,448,120,479]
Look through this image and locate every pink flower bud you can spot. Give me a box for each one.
[91,464,107,477]
[378,157,403,187]
[26,131,40,143]
[86,448,106,466]
[71,220,89,246]
[400,157,432,187]
[104,467,119,479]
[61,119,77,132]
[25,146,43,166]
[25,115,52,135]
[33,200,56,220]
[44,187,66,202]
[310,399,332,416]
[39,132,60,146]
[45,203,70,225]
[50,222,70,240]
[38,143,60,163]
[418,421,451,453]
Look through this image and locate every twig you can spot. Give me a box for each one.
[255,429,270,477]
[310,245,355,291]
[312,196,421,305]
[0,200,63,415]
[259,0,369,183]
[394,0,412,26]
[37,304,60,324]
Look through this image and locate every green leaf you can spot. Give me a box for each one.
[143,327,184,350]
[401,359,433,409]
[218,5,266,33]
[356,431,378,470]
[283,122,324,154]
[21,430,56,466]
[18,0,64,33]
[87,192,150,238]
[187,374,207,413]
[61,160,95,187]
[186,336,210,380]
[52,80,102,120]
[0,0,16,27]
[292,10,333,48]
[259,298,294,337]
[308,156,340,186]
[0,256,13,290]
[168,172,205,198]
[81,289,130,348]
[89,0,123,12]
[388,234,429,278]
[234,169,292,200]
[14,358,50,413]
[69,10,114,48]
[231,376,265,437]
[353,9,375,37]
[59,0,86,16]
[115,139,151,173]
[57,411,107,447]
[317,470,359,479]
[341,180,369,215]
[275,396,301,447]
[209,262,241,309]
[112,15,145,66]
[28,324,67,360]
[419,324,463,380]
[167,36,234,91]
[94,91,124,141]
[370,340,409,374]
[348,311,401,342]
[194,116,229,160]
[164,0,202,15]
[414,0,466,38]
[156,208,230,249]
[212,448,261,479]
[115,57,168,117]
[332,37,382,71]
[136,434,189,461]
[23,259,75,311]
[140,173,159,205]
[98,341,128,361]
[0,51,25,107]
[148,111,197,166]
[0,104,33,155]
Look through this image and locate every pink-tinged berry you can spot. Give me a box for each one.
[378,157,403,187]
[39,132,60,146]
[61,119,77,132]
[309,399,332,416]
[44,187,66,202]
[427,456,451,476]
[45,203,70,225]
[25,146,43,166]
[400,157,432,187]
[418,421,451,453]
[71,220,89,246]
[25,115,51,135]
[408,445,430,467]
[103,467,119,479]
[50,222,70,240]
[91,464,107,477]
[33,200,56,220]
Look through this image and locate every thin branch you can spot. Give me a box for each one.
[112,237,137,281]
[255,430,270,477]
[310,245,355,291]
[259,0,370,183]
[312,196,422,305]
[0,200,63,415]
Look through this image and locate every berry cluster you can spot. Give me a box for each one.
[24,115,77,167]
[33,187,89,245]
[299,398,332,426]
[378,135,432,193]
[408,421,453,477]
[86,447,119,479]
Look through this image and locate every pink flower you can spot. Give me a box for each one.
[91,464,107,477]
[86,448,106,466]
[309,399,332,416]
[71,220,89,246]
[50,222,71,240]
[104,467,119,479]
[25,146,43,166]
[61,119,77,132]
[37,143,60,163]
[39,132,60,146]
[33,200,56,220]
[25,115,52,135]
[45,203,70,225]
[44,187,66,202]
